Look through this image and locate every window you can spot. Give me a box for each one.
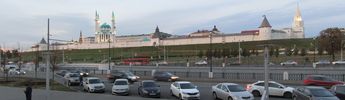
[227,85,246,92]
[180,83,196,89]
[217,84,222,89]
[255,82,264,86]
[114,81,128,85]
[221,85,228,92]
[269,83,281,88]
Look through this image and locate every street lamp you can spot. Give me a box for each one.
[257,44,274,100]
[108,39,111,71]
[313,37,317,62]
[208,32,213,78]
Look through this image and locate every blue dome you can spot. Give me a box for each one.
[100,23,111,28]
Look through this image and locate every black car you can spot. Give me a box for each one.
[70,70,89,77]
[107,70,140,83]
[153,71,179,82]
[293,86,340,100]
[56,70,69,77]
[330,85,345,100]
[138,80,160,98]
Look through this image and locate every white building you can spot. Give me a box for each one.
[32,5,304,51]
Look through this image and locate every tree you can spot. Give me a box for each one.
[206,49,212,58]
[5,50,11,58]
[197,50,203,58]
[293,48,299,56]
[318,48,324,55]
[300,48,307,56]
[274,48,279,57]
[269,48,274,56]
[222,48,230,58]
[318,27,344,61]
[285,48,292,56]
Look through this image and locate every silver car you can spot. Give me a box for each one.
[212,83,254,100]
[293,86,339,100]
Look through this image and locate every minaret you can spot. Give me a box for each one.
[95,11,100,34]
[79,31,83,44]
[258,15,272,40]
[292,4,304,38]
[155,26,160,33]
[111,11,116,34]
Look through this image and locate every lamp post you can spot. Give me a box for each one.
[208,32,213,78]
[257,44,274,100]
[45,18,51,100]
[238,40,242,64]
[108,39,111,71]
[313,37,316,62]
[341,40,343,61]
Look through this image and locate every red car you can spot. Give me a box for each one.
[303,75,344,87]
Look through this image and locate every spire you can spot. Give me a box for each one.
[155,26,160,33]
[212,25,219,32]
[40,37,47,44]
[95,10,99,20]
[259,15,272,28]
[293,3,303,28]
[79,31,83,43]
[112,11,115,21]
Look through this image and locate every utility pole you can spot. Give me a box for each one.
[45,18,51,100]
[238,40,241,64]
[108,39,111,71]
[263,45,269,100]
[208,33,213,78]
[341,40,343,61]
[62,47,65,64]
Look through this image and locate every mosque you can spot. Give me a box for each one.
[33,5,304,51]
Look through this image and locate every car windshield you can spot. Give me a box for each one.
[70,74,80,77]
[163,72,173,76]
[227,85,246,92]
[124,72,134,76]
[89,79,101,84]
[310,88,334,97]
[143,82,156,87]
[180,83,196,89]
[114,81,128,85]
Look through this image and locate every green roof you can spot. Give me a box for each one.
[100,23,111,28]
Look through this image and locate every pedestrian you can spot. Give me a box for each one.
[79,74,83,86]
[24,83,32,100]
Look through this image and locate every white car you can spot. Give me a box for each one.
[195,60,207,65]
[112,79,130,95]
[212,83,254,100]
[83,77,105,93]
[315,60,331,65]
[170,81,200,100]
[246,81,294,98]
[332,60,345,65]
[64,73,80,86]
[8,69,26,75]
[280,60,297,66]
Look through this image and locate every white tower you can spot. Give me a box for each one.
[95,11,100,34]
[292,4,304,38]
[111,11,116,35]
[259,15,272,40]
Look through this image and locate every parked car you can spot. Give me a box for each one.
[56,70,69,77]
[195,60,207,65]
[303,75,344,87]
[293,86,340,100]
[83,77,105,93]
[212,83,254,100]
[329,85,345,100]
[8,69,26,75]
[246,81,294,98]
[315,60,331,65]
[170,81,200,100]
[280,60,297,66]
[107,70,140,83]
[153,71,179,82]
[332,60,345,65]
[138,80,161,98]
[63,73,80,86]
[112,79,130,95]
[70,70,89,77]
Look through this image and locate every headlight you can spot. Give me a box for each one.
[171,76,179,79]
[80,73,83,75]
[143,90,148,93]
[86,73,89,75]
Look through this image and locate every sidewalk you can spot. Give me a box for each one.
[0,86,169,100]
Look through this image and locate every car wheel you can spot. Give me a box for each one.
[252,90,261,97]
[179,94,183,100]
[170,90,174,96]
[212,92,218,100]
[228,96,233,100]
[283,92,292,98]
[68,81,71,86]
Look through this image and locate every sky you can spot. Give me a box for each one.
[0,0,344,49]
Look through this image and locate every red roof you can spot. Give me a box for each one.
[241,30,259,35]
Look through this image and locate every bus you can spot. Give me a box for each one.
[122,58,150,65]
